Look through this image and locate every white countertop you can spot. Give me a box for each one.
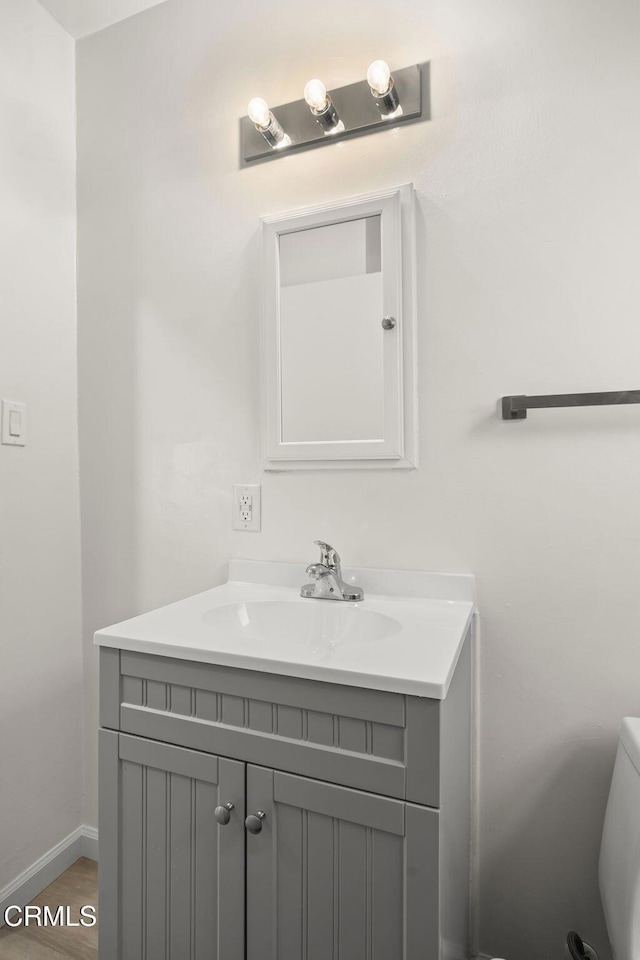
[94,560,476,699]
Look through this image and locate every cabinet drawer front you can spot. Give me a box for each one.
[245,765,439,960]
[119,650,405,724]
[105,649,441,805]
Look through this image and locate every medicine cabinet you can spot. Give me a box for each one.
[261,184,417,470]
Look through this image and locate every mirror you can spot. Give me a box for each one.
[262,184,417,469]
[279,216,383,443]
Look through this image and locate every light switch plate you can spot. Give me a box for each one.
[233,484,261,531]
[1,400,27,446]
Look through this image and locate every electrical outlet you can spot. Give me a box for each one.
[240,494,252,522]
[233,484,261,531]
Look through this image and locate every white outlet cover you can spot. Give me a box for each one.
[233,484,261,532]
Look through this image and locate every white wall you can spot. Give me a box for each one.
[76,0,640,957]
[36,0,170,40]
[0,0,81,892]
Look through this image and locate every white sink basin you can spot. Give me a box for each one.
[202,600,401,658]
[94,560,476,698]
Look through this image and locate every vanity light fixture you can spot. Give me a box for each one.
[241,60,427,165]
[247,97,291,149]
[366,60,402,117]
[303,79,344,135]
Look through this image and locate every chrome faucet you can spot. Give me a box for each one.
[301,541,364,602]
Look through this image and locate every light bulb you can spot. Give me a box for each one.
[247,97,271,129]
[304,79,328,112]
[247,97,288,149]
[366,60,391,96]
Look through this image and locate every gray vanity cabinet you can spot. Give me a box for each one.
[245,765,439,960]
[99,630,472,960]
[99,730,245,960]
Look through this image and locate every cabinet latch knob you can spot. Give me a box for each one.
[214,802,235,825]
[245,810,267,834]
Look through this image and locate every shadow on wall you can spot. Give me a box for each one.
[78,176,139,634]
[78,167,140,829]
[480,734,615,960]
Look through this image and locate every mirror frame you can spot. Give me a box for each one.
[261,183,417,470]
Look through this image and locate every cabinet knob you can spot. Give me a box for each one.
[245,810,266,834]
[214,802,235,825]
[381,316,396,330]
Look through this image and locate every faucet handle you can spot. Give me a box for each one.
[314,540,340,568]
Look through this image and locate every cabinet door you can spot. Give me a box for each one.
[99,730,245,960]
[245,765,439,960]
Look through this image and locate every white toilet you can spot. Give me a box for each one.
[599,716,640,960]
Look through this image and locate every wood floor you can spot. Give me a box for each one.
[0,858,97,959]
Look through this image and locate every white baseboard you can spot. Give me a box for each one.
[0,825,98,928]
[79,825,99,862]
